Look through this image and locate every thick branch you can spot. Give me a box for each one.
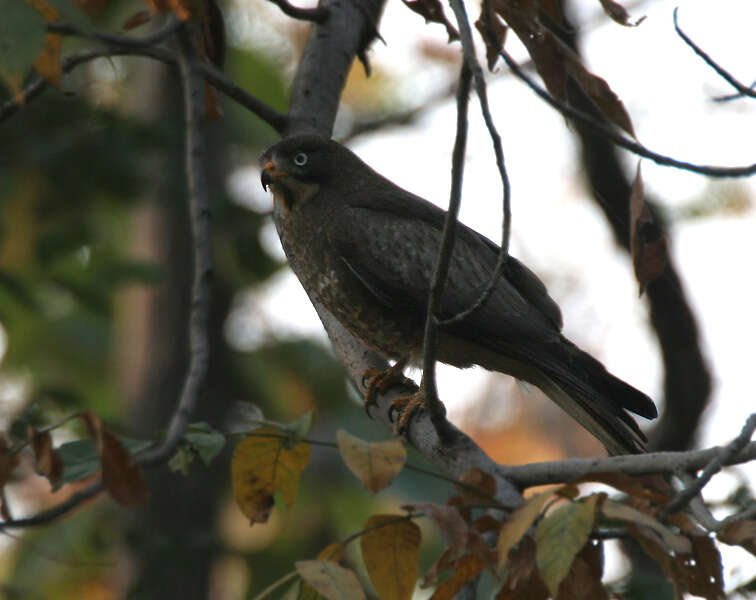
[274,0,523,508]
[502,440,756,488]
[140,27,213,464]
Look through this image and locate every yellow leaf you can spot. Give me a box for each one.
[361,514,421,600]
[535,495,600,597]
[25,0,61,86]
[295,560,366,600]
[336,430,405,492]
[497,490,555,569]
[33,33,61,86]
[231,428,310,524]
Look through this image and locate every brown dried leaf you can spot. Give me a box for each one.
[718,520,756,556]
[430,554,486,600]
[81,412,147,506]
[295,560,366,600]
[0,438,20,519]
[597,0,645,27]
[402,0,459,42]
[561,48,635,136]
[535,495,600,597]
[420,549,455,589]
[409,502,469,558]
[603,499,691,554]
[498,537,550,600]
[457,467,496,505]
[573,471,672,503]
[556,555,608,600]
[474,514,501,534]
[629,164,668,294]
[336,430,406,493]
[72,0,108,15]
[674,535,725,600]
[122,10,153,31]
[231,427,311,524]
[28,427,63,489]
[475,8,507,71]
[361,515,421,600]
[446,495,472,524]
[497,490,555,568]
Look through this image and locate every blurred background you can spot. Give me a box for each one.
[0,0,754,597]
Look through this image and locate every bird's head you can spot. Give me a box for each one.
[260,135,348,209]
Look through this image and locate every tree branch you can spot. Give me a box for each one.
[496,46,756,177]
[660,413,756,518]
[140,26,213,465]
[501,440,756,489]
[266,0,329,23]
[0,48,287,133]
[440,0,512,327]
[420,63,472,440]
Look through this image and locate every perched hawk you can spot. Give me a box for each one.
[261,135,657,454]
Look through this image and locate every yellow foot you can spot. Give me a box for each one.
[390,387,427,436]
[362,359,413,417]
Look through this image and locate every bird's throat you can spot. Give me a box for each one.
[271,180,320,213]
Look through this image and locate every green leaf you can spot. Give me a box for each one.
[284,410,314,444]
[224,401,265,433]
[184,422,226,465]
[57,436,151,490]
[0,0,45,92]
[535,495,599,596]
[168,422,226,474]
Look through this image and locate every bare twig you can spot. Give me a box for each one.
[140,27,213,465]
[267,0,329,23]
[673,7,756,100]
[0,47,287,132]
[661,413,756,518]
[46,17,181,48]
[420,62,472,440]
[502,440,756,488]
[440,0,512,327]
[497,46,756,177]
[0,480,104,531]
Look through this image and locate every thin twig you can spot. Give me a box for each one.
[420,62,472,441]
[440,0,512,328]
[673,7,756,100]
[46,17,181,48]
[661,413,756,518]
[267,0,329,23]
[0,47,287,132]
[497,46,756,177]
[140,27,213,465]
[717,501,756,529]
[0,480,104,531]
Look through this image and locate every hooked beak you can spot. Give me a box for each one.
[261,160,286,191]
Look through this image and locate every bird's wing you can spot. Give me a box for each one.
[327,206,560,343]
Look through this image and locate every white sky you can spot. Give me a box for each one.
[228,0,756,589]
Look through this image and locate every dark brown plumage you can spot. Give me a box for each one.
[260,134,657,454]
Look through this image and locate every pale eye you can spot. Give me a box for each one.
[293,152,308,166]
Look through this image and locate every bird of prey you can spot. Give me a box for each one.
[260,134,657,454]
